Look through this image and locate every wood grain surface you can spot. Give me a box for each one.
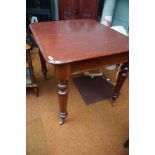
[30,19,129,64]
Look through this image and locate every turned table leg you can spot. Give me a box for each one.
[57,81,69,125]
[55,64,71,125]
[112,62,129,106]
[39,50,48,79]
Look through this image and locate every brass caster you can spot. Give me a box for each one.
[45,76,49,80]
[59,118,65,125]
[59,112,68,125]
[102,75,111,82]
[106,78,111,82]
[112,100,116,107]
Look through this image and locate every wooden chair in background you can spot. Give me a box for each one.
[26,43,39,97]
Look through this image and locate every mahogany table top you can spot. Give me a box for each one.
[30,19,129,65]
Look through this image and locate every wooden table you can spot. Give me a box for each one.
[30,19,129,125]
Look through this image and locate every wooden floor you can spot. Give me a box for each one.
[26,51,129,155]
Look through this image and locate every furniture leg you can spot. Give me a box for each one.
[39,50,48,79]
[55,64,71,125]
[112,62,129,106]
[27,48,39,97]
[57,81,68,125]
[29,66,38,96]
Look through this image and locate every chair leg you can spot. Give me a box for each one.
[34,86,39,97]
[27,47,39,97]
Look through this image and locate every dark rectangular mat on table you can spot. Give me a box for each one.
[73,76,114,105]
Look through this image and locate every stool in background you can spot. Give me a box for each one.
[26,43,39,96]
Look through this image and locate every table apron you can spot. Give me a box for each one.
[71,52,129,75]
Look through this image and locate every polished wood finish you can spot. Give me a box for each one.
[59,0,79,20]
[112,62,129,106]
[79,0,99,19]
[71,53,128,75]
[59,0,99,20]
[55,64,71,124]
[30,19,129,124]
[26,43,39,97]
[30,19,128,64]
